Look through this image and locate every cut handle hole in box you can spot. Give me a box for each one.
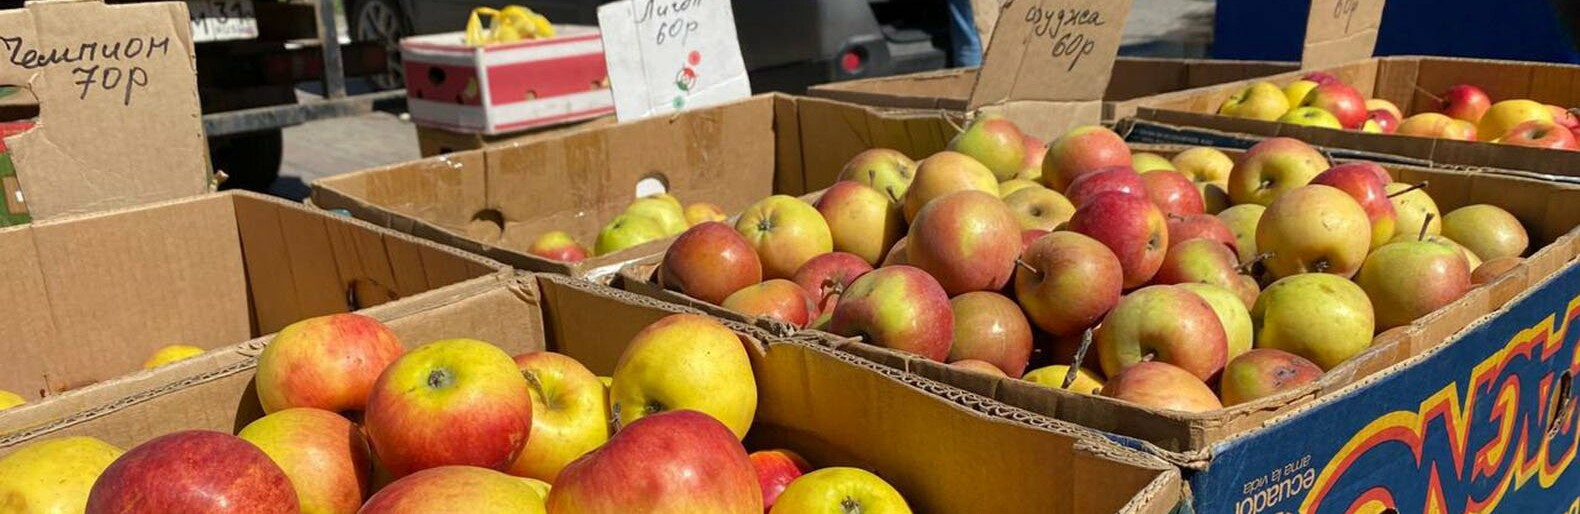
[635,173,669,199]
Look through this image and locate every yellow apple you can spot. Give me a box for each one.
[0,389,25,410]
[1386,182,1442,237]
[1219,81,1291,121]
[1131,152,1176,173]
[1021,365,1105,395]
[1478,99,1554,141]
[143,344,204,369]
[239,407,372,514]
[625,197,689,236]
[735,195,834,279]
[769,467,911,514]
[610,314,758,439]
[1283,80,1320,107]
[519,477,551,501]
[684,202,727,225]
[997,179,1042,198]
[0,436,123,513]
[1170,147,1234,190]
[508,351,611,482]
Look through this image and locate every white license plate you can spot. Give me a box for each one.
[187,0,259,43]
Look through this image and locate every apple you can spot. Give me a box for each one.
[1473,256,1524,285]
[1550,105,1580,129]
[1140,170,1205,216]
[1015,231,1123,336]
[1397,112,1477,140]
[1102,361,1222,413]
[1442,204,1529,261]
[1253,273,1375,370]
[1021,229,1050,252]
[768,467,909,514]
[0,390,20,410]
[255,313,405,414]
[365,338,532,478]
[1302,72,1340,85]
[1019,134,1048,180]
[1041,125,1132,192]
[1278,106,1343,129]
[1365,109,1400,133]
[830,265,954,362]
[363,466,545,514]
[1356,240,1471,330]
[998,178,1042,198]
[625,197,689,236]
[685,202,727,225]
[1217,204,1265,264]
[1439,84,1492,123]
[1152,239,1243,296]
[238,408,371,514]
[1176,283,1253,360]
[1219,349,1323,406]
[1069,192,1169,288]
[1360,119,1384,133]
[1403,234,1484,271]
[1065,165,1146,207]
[610,314,757,438]
[838,148,916,204]
[792,252,873,313]
[1170,147,1234,191]
[902,151,998,222]
[1257,185,1372,279]
[1310,162,1398,248]
[1479,99,1555,141]
[86,431,298,513]
[1095,285,1228,381]
[1004,187,1076,232]
[1297,82,1368,129]
[1022,364,1105,395]
[880,237,909,267]
[949,114,1027,181]
[143,344,203,369]
[661,222,764,305]
[0,437,122,514]
[950,359,1010,377]
[751,450,811,513]
[737,195,835,280]
[1131,152,1176,173]
[723,279,821,328]
[948,291,1034,378]
[907,191,1020,295]
[528,231,589,263]
[595,214,667,256]
[1365,98,1404,121]
[1282,80,1320,109]
[1166,213,1238,254]
[1227,137,1330,206]
[1218,81,1290,121]
[550,410,760,513]
[1497,120,1580,150]
[508,352,611,482]
[1386,182,1442,237]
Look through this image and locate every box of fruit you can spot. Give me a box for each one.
[310,94,954,281]
[0,272,1185,514]
[611,112,1580,512]
[1122,55,1580,179]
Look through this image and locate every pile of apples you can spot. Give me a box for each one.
[0,312,912,513]
[528,194,729,262]
[1218,72,1580,150]
[656,115,1531,413]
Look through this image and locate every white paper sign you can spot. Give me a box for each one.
[597,0,751,121]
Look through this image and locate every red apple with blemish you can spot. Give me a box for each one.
[792,252,873,313]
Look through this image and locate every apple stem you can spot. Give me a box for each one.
[1062,328,1095,389]
[944,112,966,133]
[1016,258,1044,280]
[885,185,902,204]
[1387,180,1429,199]
[1237,252,1272,274]
[1413,85,1445,105]
[1141,352,1156,362]
[1418,212,1434,241]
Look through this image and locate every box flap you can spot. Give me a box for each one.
[1300,0,1385,70]
[0,0,208,221]
[967,0,1133,115]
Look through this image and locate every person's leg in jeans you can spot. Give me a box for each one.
[946,0,983,67]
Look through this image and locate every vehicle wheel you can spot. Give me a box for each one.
[349,0,411,90]
[210,130,283,192]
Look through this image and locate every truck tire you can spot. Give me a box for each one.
[349,0,411,90]
[210,129,283,192]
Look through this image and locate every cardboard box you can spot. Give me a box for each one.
[613,134,1580,511]
[0,273,1185,514]
[0,0,503,417]
[1123,55,1580,178]
[414,115,616,157]
[311,94,959,279]
[808,57,1297,125]
[401,26,616,135]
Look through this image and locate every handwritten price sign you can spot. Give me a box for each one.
[969,0,1133,109]
[598,0,751,121]
[1301,0,1385,69]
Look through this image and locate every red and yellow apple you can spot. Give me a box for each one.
[1015,231,1123,337]
[736,196,834,280]
[661,221,764,305]
[1041,125,1132,192]
[830,266,954,362]
[362,466,546,514]
[508,351,611,482]
[907,190,1020,295]
[549,410,761,513]
[255,313,405,414]
[948,291,1033,378]
[87,431,298,514]
[1068,192,1169,288]
[239,408,372,514]
[528,231,589,263]
[609,314,757,439]
[816,181,905,265]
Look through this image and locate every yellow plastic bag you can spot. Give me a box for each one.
[465,5,556,47]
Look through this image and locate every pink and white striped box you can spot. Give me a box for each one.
[400,25,615,135]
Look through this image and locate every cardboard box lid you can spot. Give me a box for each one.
[0,0,209,221]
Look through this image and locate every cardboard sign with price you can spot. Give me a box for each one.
[967,0,1135,139]
[1301,0,1386,69]
[0,0,208,221]
[597,0,752,121]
